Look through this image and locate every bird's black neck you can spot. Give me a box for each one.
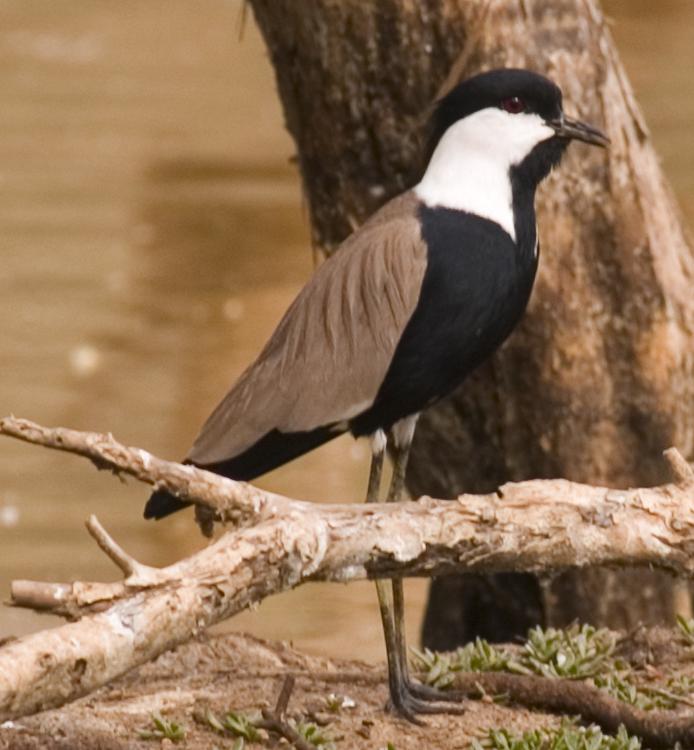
[509,186,537,262]
[510,135,569,256]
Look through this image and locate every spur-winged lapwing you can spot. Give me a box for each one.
[145,68,608,720]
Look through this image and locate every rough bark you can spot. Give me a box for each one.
[248,0,694,641]
[2,417,694,724]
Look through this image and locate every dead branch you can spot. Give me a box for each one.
[256,675,315,750]
[0,416,290,529]
[453,673,694,750]
[2,417,694,729]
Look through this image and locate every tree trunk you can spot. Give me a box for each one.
[248,0,694,643]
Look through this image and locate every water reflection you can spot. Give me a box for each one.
[0,0,692,660]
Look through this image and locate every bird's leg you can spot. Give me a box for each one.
[386,438,412,688]
[365,428,463,720]
[365,432,416,718]
[382,422,466,719]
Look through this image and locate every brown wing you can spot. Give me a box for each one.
[187,192,427,465]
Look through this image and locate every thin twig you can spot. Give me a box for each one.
[274,674,296,718]
[85,515,139,578]
[0,416,269,527]
[257,714,314,750]
[664,447,694,485]
[86,515,169,586]
[257,674,313,750]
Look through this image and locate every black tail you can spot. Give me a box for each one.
[144,489,192,520]
[143,425,339,521]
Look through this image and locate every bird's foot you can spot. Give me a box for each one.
[407,681,466,703]
[387,679,466,724]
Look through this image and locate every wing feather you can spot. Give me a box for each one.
[188,192,427,465]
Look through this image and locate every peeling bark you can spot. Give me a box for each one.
[2,418,694,722]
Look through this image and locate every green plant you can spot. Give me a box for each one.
[292,719,338,749]
[522,624,617,679]
[415,623,694,717]
[676,614,694,644]
[412,638,513,689]
[137,712,186,743]
[471,721,640,750]
[414,626,619,689]
[205,709,262,742]
[596,673,694,711]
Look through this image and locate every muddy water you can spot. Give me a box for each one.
[0,1,692,661]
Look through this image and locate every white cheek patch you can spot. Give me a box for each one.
[415,108,554,241]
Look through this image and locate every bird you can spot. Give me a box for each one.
[144,68,608,720]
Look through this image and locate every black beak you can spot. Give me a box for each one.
[548,114,609,148]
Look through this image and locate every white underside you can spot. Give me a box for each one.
[390,413,419,449]
[367,413,419,456]
[415,108,554,241]
[370,429,386,455]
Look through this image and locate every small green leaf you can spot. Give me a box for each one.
[223,710,262,742]
[292,719,337,749]
[522,624,616,679]
[137,712,186,743]
[205,709,227,734]
[472,721,640,750]
[677,614,694,643]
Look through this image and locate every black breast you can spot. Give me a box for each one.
[351,204,538,437]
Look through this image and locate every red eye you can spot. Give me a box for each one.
[501,96,526,114]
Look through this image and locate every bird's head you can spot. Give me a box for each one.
[425,68,608,187]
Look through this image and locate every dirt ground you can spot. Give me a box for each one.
[1,627,691,750]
